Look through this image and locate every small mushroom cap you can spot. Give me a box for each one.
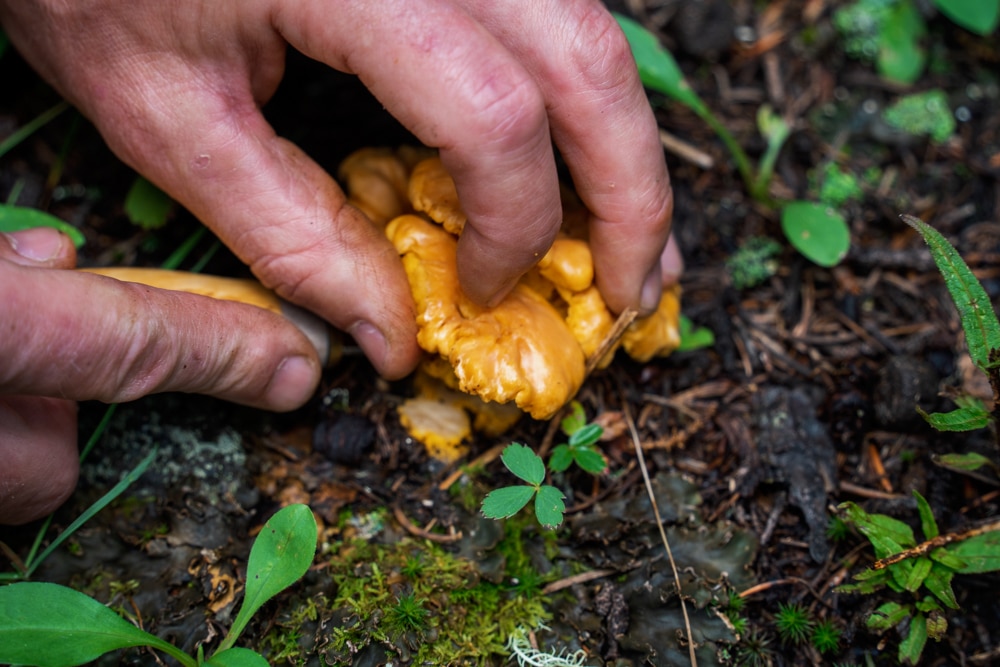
[386,214,585,419]
[408,157,467,234]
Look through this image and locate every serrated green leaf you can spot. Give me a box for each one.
[534,485,566,528]
[677,314,715,351]
[574,446,608,475]
[568,423,603,448]
[899,612,928,665]
[204,647,271,667]
[933,0,999,35]
[867,601,911,632]
[923,564,959,609]
[222,504,317,651]
[560,401,586,436]
[902,215,1000,372]
[913,490,939,540]
[904,556,933,592]
[781,201,851,267]
[0,582,195,667]
[501,443,546,485]
[0,204,86,248]
[946,530,1000,573]
[919,404,991,432]
[935,451,995,472]
[481,486,536,520]
[548,445,574,473]
[124,175,174,230]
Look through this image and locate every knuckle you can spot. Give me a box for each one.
[463,66,546,149]
[566,6,636,93]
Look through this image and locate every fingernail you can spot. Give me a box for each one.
[640,264,663,314]
[660,235,684,286]
[3,228,66,262]
[267,355,318,411]
[349,320,389,369]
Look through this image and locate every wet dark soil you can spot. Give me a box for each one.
[3,1,1000,665]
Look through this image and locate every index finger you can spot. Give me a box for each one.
[275,0,564,307]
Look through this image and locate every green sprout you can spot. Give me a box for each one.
[774,602,814,646]
[481,444,566,528]
[734,628,775,667]
[548,402,607,474]
[0,504,318,667]
[124,175,175,230]
[385,593,429,637]
[811,619,843,655]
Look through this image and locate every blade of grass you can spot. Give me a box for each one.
[0,101,70,160]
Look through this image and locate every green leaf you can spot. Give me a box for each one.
[677,314,715,351]
[574,446,608,475]
[902,214,1000,371]
[548,445,574,473]
[946,529,1000,573]
[877,0,927,84]
[867,601,911,632]
[781,201,851,267]
[840,502,916,556]
[560,401,587,436]
[913,490,939,540]
[899,612,928,665]
[568,423,603,448]
[481,486,536,520]
[929,547,967,571]
[534,485,566,528]
[904,556,933,592]
[124,175,174,230]
[221,504,317,651]
[838,567,891,595]
[919,403,991,432]
[935,451,996,472]
[204,647,271,667]
[613,13,708,113]
[0,204,86,248]
[923,563,959,609]
[0,582,195,667]
[501,443,546,485]
[933,0,1000,35]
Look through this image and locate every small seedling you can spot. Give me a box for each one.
[837,490,1000,664]
[124,175,175,230]
[774,602,813,646]
[548,402,607,474]
[811,619,842,655]
[385,593,429,636]
[0,504,318,667]
[481,444,566,528]
[781,202,851,268]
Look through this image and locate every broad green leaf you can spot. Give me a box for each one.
[888,555,916,592]
[574,446,608,475]
[930,547,967,571]
[534,485,566,528]
[613,13,707,113]
[838,567,891,595]
[548,445,574,473]
[124,176,174,230]
[902,215,1000,371]
[867,601,910,632]
[933,0,1000,35]
[923,564,959,609]
[0,204,86,248]
[913,490,939,540]
[781,202,850,267]
[560,401,586,436]
[677,314,715,352]
[222,504,317,651]
[568,423,603,448]
[946,530,1000,573]
[919,403,991,432]
[840,502,915,556]
[877,0,927,84]
[904,556,933,592]
[501,443,545,485]
[204,647,271,667]
[934,451,995,472]
[481,486,536,520]
[899,612,928,665]
[0,582,195,667]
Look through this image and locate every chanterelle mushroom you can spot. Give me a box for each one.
[340,149,682,421]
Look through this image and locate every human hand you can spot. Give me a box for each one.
[0,228,321,524]
[1,0,677,375]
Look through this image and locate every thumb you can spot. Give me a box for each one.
[0,260,321,411]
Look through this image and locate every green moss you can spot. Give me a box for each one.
[727,236,783,290]
[882,89,955,143]
[815,163,864,207]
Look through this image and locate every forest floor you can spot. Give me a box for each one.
[2,1,1000,665]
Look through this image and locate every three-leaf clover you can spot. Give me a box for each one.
[481,444,566,528]
[549,402,607,474]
